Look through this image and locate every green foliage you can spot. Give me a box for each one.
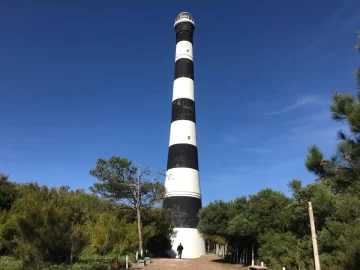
[90,157,138,203]
[305,145,325,178]
[198,200,234,238]
[89,156,165,210]
[89,156,167,253]
[199,189,292,241]
[0,174,17,211]
[87,212,138,255]
[288,182,336,237]
[0,184,88,264]
[198,188,293,264]
[258,232,299,269]
[319,220,360,269]
[0,256,23,269]
[243,189,292,234]
[0,170,171,268]
[142,208,174,256]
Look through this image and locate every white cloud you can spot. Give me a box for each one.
[223,131,246,145]
[238,147,269,155]
[265,95,319,116]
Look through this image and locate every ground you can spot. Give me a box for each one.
[134,254,248,270]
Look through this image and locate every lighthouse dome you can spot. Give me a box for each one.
[174,12,195,27]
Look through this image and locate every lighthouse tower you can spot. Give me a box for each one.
[163,12,206,259]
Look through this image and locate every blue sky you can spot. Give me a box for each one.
[1,0,359,205]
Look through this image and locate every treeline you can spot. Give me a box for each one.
[0,159,172,269]
[197,31,360,270]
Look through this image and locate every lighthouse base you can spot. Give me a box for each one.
[167,227,206,259]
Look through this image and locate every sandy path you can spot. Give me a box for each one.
[134,254,248,270]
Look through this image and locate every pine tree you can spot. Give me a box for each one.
[306,31,360,194]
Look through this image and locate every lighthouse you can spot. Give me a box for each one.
[163,12,206,259]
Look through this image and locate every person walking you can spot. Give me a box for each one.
[177,243,184,259]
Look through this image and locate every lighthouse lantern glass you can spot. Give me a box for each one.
[176,12,193,23]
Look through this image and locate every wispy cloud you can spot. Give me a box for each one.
[290,0,358,60]
[204,108,348,203]
[288,126,341,146]
[222,134,270,155]
[343,6,360,29]
[223,130,246,145]
[224,135,243,144]
[269,108,343,147]
[204,158,303,190]
[265,95,319,116]
[238,147,269,155]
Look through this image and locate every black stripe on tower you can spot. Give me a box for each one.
[163,196,201,228]
[171,99,196,123]
[175,22,195,43]
[167,143,199,170]
[174,58,193,80]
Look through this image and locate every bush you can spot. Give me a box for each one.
[0,256,23,270]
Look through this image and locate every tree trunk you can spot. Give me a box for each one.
[136,172,143,255]
[137,207,143,254]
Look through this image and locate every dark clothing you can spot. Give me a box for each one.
[177,245,184,259]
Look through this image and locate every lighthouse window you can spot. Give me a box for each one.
[176,13,193,22]
[188,136,191,140]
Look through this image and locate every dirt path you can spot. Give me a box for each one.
[135,254,248,269]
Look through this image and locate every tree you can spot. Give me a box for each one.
[305,31,360,195]
[142,207,174,256]
[300,29,360,269]
[198,189,293,264]
[87,212,138,255]
[198,200,234,239]
[258,231,299,269]
[0,174,171,267]
[89,156,166,254]
[0,174,17,211]
[0,184,88,265]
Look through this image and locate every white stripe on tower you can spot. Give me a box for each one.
[163,12,206,259]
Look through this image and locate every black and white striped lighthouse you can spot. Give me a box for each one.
[163,12,206,259]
